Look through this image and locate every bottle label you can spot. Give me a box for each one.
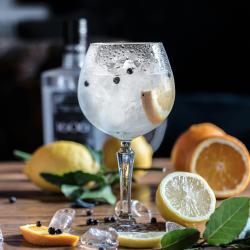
[52,92,93,145]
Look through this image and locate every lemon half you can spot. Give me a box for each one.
[156,172,216,226]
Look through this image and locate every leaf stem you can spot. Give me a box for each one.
[134,167,166,172]
[13,150,32,161]
[104,167,165,175]
[191,238,214,248]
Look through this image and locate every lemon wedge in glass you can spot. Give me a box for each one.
[141,85,174,125]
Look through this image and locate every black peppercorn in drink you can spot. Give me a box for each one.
[78,42,175,231]
[78,43,175,141]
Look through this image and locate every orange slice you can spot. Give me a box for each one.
[141,87,174,125]
[20,224,79,246]
[191,135,250,198]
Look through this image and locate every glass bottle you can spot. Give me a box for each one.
[41,19,104,148]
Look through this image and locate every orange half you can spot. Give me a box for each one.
[191,135,250,198]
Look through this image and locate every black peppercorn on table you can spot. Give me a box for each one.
[1,161,248,249]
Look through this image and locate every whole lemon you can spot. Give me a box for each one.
[24,141,99,192]
[103,136,153,177]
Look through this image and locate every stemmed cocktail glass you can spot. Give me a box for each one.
[78,42,175,228]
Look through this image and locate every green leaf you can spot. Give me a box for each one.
[161,228,200,250]
[41,171,106,187]
[204,197,250,246]
[13,150,31,161]
[80,185,116,205]
[63,171,105,186]
[41,171,116,205]
[61,184,82,199]
[41,173,64,186]
[72,198,95,208]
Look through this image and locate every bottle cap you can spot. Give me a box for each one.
[63,18,87,45]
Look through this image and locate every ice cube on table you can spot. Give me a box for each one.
[165,221,185,232]
[115,200,152,223]
[49,208,76,232]
[80,226,118,250]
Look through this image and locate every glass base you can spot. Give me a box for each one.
[115,200,151,221]
[113,216,136,231]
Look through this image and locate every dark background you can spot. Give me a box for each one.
[0,0,250,160]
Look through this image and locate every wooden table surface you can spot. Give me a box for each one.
[0,159,249,250]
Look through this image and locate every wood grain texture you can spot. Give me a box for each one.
[0,160,249,250]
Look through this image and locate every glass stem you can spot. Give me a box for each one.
[117,140,135,221]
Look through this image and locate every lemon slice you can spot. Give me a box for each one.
[20,224,79,246]
[141,86,174,125]
[118,231,165,249]
[156,172,216,226]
